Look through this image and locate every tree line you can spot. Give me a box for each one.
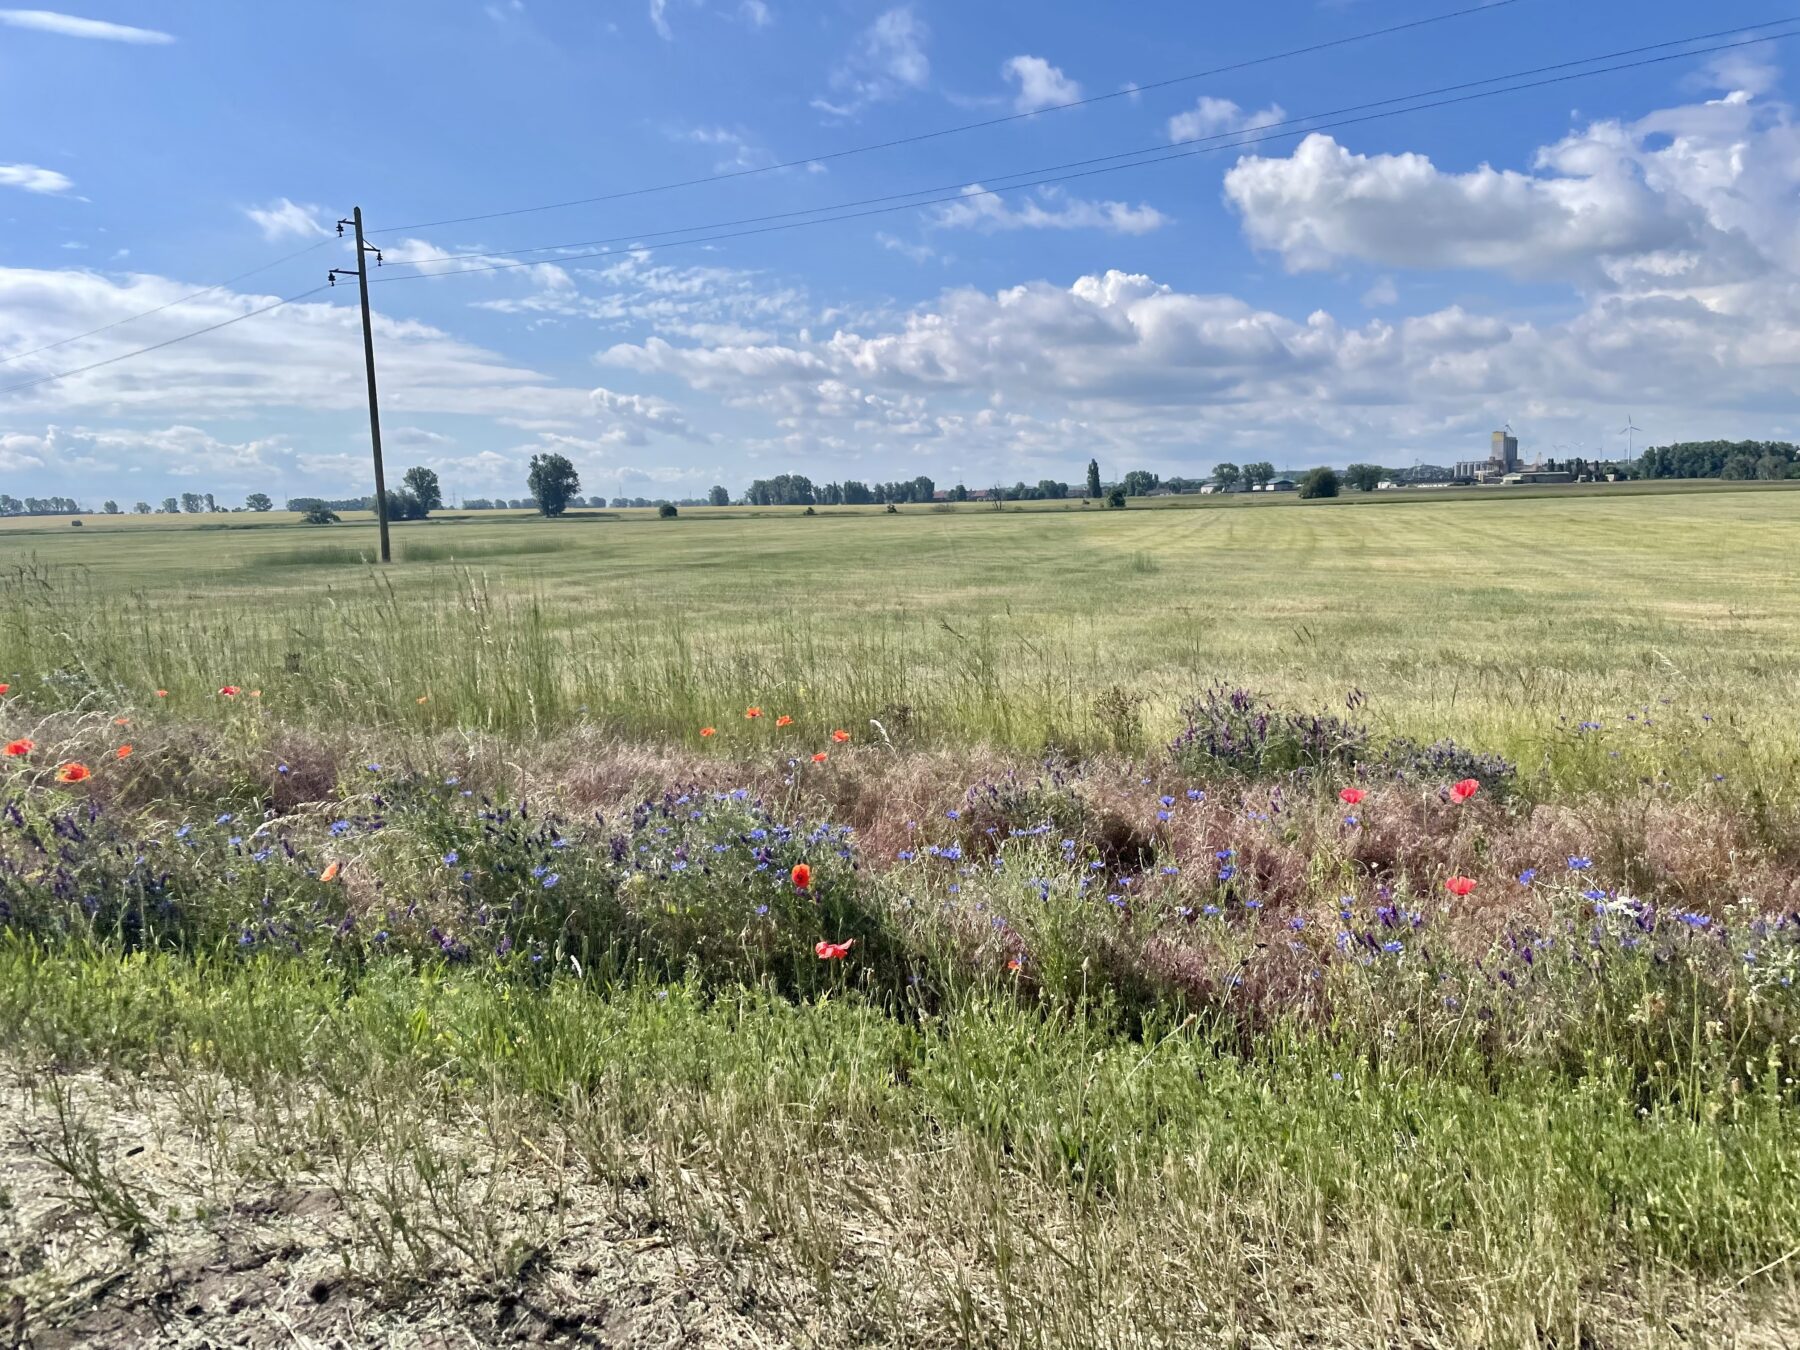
[1636,441,1799,481]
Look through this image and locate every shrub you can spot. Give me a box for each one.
[658,503,678,519]
[1299,467,1340,499]
[302,506,340,525]
[1106,488,1127,509]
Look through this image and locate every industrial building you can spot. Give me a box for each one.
[1455,430,1521,482]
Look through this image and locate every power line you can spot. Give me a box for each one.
[367,0,1536,236]
[371,19,1800,277]
[367,26,1800,286]
[0,285,334,397]
[0,237,335,369]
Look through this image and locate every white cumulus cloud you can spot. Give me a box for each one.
[1168,95,1286,143]
[1002,55,1081,113]
[0,163,73,195]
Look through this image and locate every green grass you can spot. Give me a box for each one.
[4,482,1800,784]
[6,946,1797,1346]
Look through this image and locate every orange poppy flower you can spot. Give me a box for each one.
[250,690,262,698]
[744,706,763,719]
[55,762,91,784]
[114,717,130,726]
[219,686,240,697]
[811,752,828,763]
[3,738,33,757]
[831,729,850,744]
[700,726,716,738]
[814,938,855,960]
[1007,956,1022,972]
[320,861,341,883]
[775,715,793,727]
[116,745,133,760]
[417,695,429,704]
[1444,875,1477,898]
[790,863,811,891]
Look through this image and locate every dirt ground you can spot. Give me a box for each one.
[0,1072,818,1349]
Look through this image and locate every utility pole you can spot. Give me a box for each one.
[330,207,390,563]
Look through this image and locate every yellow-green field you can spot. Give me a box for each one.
[4,482,1796,771]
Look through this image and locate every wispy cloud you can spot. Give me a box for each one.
[243,198,329,242]
[813,6,928,118]
[0,163,74,195]
[0,8,174,43]
[931,184,1168,236]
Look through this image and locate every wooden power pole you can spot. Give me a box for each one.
[330,207,390,563]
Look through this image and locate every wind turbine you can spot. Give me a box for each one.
[1619,415,1641,459]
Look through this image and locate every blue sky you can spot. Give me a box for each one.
[2,0,1798,505]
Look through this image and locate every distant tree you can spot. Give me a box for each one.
[1721,453,1758,480]
[1244,461,1276,488]
[949,484,969,502]
[1756,454,1787,481]
[1037,479,1068,499]
[245,492,273,512]
[384,489,428,522]
[204,492,217,512]
[911,474,936,502]
[708,485,729,506]
[1106,487,1127,509]
[1086,459,1103,498]
[161,497,180,514]
[133,501,151,514]
[0,495,18,515]
[1299,467,1341,499]
[527,453,580,517]
[401,466,442,515]
[1121,470,1160,497]
[301,505,340,525]
[180,492,204,513]
[101,500,120,514]
[658,502,678,519]
[1343,464,1385,492]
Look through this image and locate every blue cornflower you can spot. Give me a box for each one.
[1215,849,1234,861]
[1159,796,1176,808]
[945,809,960,820]
[442,851,459,866]
[330,820,351,836]
[228,835,242,847]
[755,904,769,916]
[276,764,290,775]
[1186,789,1203,801]
[898,848,916,861]
[175,825,191,840]
[1089,859,1104,870]
[1160,865,1179,876]
[541,873,560,889]
[671,860,688,872]
[1157,810,1171,822]
[216,813,233,825]
[1517,868,1537,885]
[1382,940,1403,954]
[1218,864,1236,882]
[1288,915,1305,930]
[1202,904,1221,917]
[365,763,381,773]
[1568,856,1592,871]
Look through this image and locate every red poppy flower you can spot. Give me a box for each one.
[116,745,133,760]
[814,938,856,960]
[699,726,716,738]
[114,717,130,726]
[811,752,828,763]
[3,738,32,758]
[219,686,240,697]
[1450,778,1479,803]
[0,683,8,695]
[155,689,168,698]
[791,862,811,891]
[320,861,341,883]
[775,715,793,727]
[1444,875,1477,898]
[1338,787,1366,806]
[55,762,91,784]
[744,706,763,719]
[831,729,850,744]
